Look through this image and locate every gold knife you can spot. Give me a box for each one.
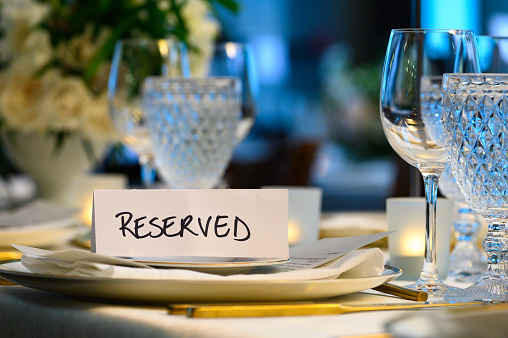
[174,302,483,318]
[372,283,428,302]
[168,283,429,315]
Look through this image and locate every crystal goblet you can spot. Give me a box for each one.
[443,73,508,302]
[142,77,241,189]
[380,29,480,298]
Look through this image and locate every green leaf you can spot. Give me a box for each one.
[82,15,137,82]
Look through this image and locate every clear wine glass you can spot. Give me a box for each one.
[439,165,486,283]
[200,42,258,142]
[380,29,480,298]
[108,38,190,187]
[443,74,508,303]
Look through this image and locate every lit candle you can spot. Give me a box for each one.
[400,229,425,256]
[387,198,454,280]
[288,220,302,245]
[262,187,322,247]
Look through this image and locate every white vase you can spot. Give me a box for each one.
[2,132,107,205]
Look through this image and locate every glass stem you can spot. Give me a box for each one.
[420,173,441,283]
[139,155,156,188]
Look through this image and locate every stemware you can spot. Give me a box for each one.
[380,29,480,297]
[443,74,508,303]
[142,77,242,189]
[108,38,190,187]
[441,36,508,284]
[439,165,486,282]
[200,42,258,142]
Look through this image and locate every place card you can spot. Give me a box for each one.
[91,189,288,259]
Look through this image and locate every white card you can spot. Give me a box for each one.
[91,189,288,259]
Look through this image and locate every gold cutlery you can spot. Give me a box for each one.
[167,283,429,316]
[169,302,483,318]
[372,283,428,302]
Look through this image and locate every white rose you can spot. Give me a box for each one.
[41,76,92,131]
[181,0,220,76]
[22,29,53,69]
[1,0,50,27]
[81,93,119,142]
[0,0,50,62]
[0,73,46,132]
[55,24,111,71]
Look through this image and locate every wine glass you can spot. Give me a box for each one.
[199,42,258,142]
[439,165,487,282]
[443,74,508,303]
[108,38,190,187]
[142,77,242,189]
[380,29,480,298]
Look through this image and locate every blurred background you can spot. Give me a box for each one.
[99,0,508,211]
[4,0,508,212]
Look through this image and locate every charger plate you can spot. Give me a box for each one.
[0,262,401,303]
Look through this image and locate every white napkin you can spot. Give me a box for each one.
[13,244,385,282]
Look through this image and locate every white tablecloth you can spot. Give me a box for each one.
[0,281,458,338]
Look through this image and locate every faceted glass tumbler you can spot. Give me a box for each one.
[142,77,241,189]
[442,73,508,302]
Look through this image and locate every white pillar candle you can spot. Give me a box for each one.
[387,197,454,280]
[263,186,322,246]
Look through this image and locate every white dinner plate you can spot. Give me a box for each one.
[0,262,401,303]
[0,219,84,248]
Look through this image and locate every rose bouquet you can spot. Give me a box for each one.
[0,0,236,148]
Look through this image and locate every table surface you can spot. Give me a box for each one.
[0,277,475,338]
[0,212,479,338]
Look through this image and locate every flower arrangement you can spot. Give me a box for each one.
[0,0,236,148]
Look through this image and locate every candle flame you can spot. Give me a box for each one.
[288,221,301,245]
[401,231,425,256]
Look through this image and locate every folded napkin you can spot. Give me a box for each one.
[12,244,385,282]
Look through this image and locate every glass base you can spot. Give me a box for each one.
[448,245,487,283]
[447,271,483,284]
[405,278,458,301]
[445,277,508,303]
